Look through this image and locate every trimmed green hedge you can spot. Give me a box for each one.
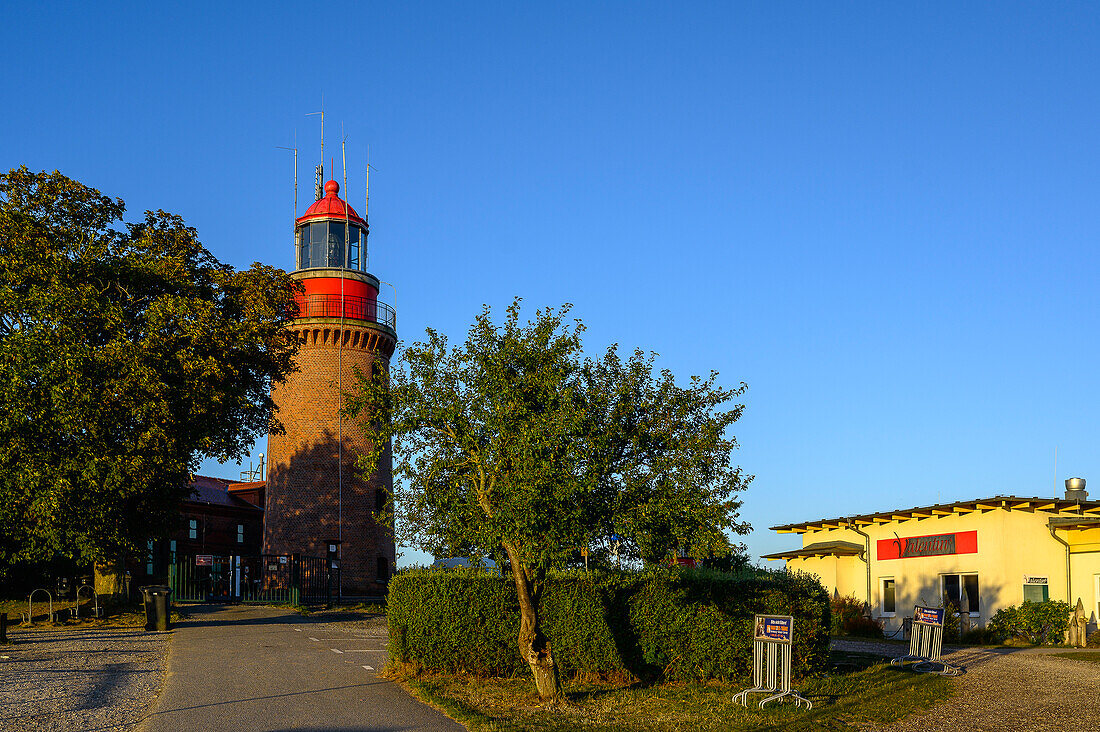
[387,568,830,681]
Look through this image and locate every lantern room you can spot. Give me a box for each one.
[295,180,367,272]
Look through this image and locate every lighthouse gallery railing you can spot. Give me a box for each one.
[294,294,396,330]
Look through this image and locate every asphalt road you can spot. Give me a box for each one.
[142,604,464,732]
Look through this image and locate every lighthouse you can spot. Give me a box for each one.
[263,177,397,595]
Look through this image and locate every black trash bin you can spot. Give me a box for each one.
[140,585,173,631]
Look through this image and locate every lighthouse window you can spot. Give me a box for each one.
[296,226,310,270]
[347,225,360,269]
[298,221,362,269]
[309,222,327,268]
[327,221,345,267]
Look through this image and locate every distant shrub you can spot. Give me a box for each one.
[829,595,882,638]
[845,615,885,639]
[1086,629,1100,648]
[387,567,831,681]
[987,600,1072,645]
[960,626,997,645]
[829,595,865,635]
[940,602,962,644]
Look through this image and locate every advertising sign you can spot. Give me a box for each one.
[913,606,944,627]
[753,614,794,644]
[195,555,213,567]
[877,530,977,560]
[1023,575,1048,585]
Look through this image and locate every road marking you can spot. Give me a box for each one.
[331,648,344,654]
[308,637,319,642]
[363,665,375,671]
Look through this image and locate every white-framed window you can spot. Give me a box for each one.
[188,518,198,540]
[1023,575,1049,603]
[881,577,896,616]
[942,573,979,615]
[237,524,244,544]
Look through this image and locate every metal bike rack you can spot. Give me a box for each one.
[733,614,812,710]
[891,605,960,676]
[76,585,102,619]
[23,589,54,625]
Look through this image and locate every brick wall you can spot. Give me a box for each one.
[264,317,397,595]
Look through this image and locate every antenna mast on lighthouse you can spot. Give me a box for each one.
[307,101,325,200]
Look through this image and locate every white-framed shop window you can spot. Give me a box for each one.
[881,577,896,616]
[1023,575,1049,603]
[942,573,979,616]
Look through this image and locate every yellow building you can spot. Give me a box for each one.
[764,480,1100,631]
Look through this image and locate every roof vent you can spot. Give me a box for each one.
[1065,477,1087,502]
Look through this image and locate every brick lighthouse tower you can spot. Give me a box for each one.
[263,175,396,595]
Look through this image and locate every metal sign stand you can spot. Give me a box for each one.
[733,614,812,710]
[890,606,960,676]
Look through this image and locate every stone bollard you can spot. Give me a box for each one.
[1066,598,1088,647]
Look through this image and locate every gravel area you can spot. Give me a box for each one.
[0,626,169,732]
[833,639,1100,731]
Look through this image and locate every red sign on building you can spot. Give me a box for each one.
[876,530,977,560]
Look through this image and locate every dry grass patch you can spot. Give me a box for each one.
[394,652,955,732]
[0,597,158,630]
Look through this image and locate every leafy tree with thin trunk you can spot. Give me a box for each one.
[0,167,300,581]
[348,300,750,700]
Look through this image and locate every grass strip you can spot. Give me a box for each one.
[395,661,954,732]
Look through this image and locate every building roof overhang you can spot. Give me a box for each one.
[771,495,1100,534]
[1048,516,1100,530]
[761,540,865,561]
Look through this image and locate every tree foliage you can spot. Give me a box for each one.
[348,299,751,698]
[0,167,300,574]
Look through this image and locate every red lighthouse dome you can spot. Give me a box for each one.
[297,180,365,225]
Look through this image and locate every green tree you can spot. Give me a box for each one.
[0,167,299,579]
[348,300,750,699]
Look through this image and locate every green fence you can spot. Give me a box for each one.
[169,553,331,605]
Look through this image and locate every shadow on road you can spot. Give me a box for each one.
[147,680,391,715]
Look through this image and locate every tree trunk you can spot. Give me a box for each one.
[503,542,561,701]
[94,557,126,602]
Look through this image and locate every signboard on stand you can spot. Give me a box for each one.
[913,606,944,627]
[753,615,794,644]
[195,555,213,567]
[891,605,959,676]
[734,614,811,710]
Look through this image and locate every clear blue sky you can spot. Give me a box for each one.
[5,3,1100,566]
